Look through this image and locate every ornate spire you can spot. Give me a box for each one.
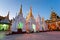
[38,13,40,18]
[42,17,44,22]
[50,8,57,19]
[19,4,22,14]
[51,8,54,11]
[26,6,34,21]
[51,8,55,14]
[16,12,17,16]
[38,13,41,20]
[6,11,9,19]
[29,6,33,17]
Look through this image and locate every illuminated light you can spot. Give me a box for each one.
[3,24,7,30]
[18,22,23,29]
[51,24,56,30]
[32,24,36,32]
[3,24,6,27]
[0,24,9,31]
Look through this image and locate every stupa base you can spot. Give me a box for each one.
[6,29,26,35]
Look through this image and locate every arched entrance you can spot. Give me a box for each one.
[32,24,36,32]
[18,22,24,33]
[18,22,23,29]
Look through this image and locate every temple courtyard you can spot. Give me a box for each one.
[0,31,60,40]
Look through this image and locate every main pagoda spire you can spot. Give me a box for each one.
[19,4,22,15]
[29,6,33,17]
[26,6,34,21]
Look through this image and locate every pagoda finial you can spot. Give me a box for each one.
[51,7,55,12]
[38,13,41,19]
[6,11,9,19]
[50,7,56,15]
[29,6,33,17]
[38,12,40,17]
[30,6,32,14]
[19,4,22,14]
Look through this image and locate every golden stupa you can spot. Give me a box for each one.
[26,6,34,21]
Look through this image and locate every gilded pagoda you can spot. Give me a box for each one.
[45,11,60,31]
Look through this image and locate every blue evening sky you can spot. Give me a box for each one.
[0,0,60,20]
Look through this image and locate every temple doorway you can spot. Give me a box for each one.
[18,22,23,29]
[18,22,23,32]
[32,24,36,32]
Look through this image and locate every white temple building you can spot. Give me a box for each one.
[26,6,36,32]
[11,5,26,32]
[36,14,43,31]
[11,5,48,33]
[41,17,48,31]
